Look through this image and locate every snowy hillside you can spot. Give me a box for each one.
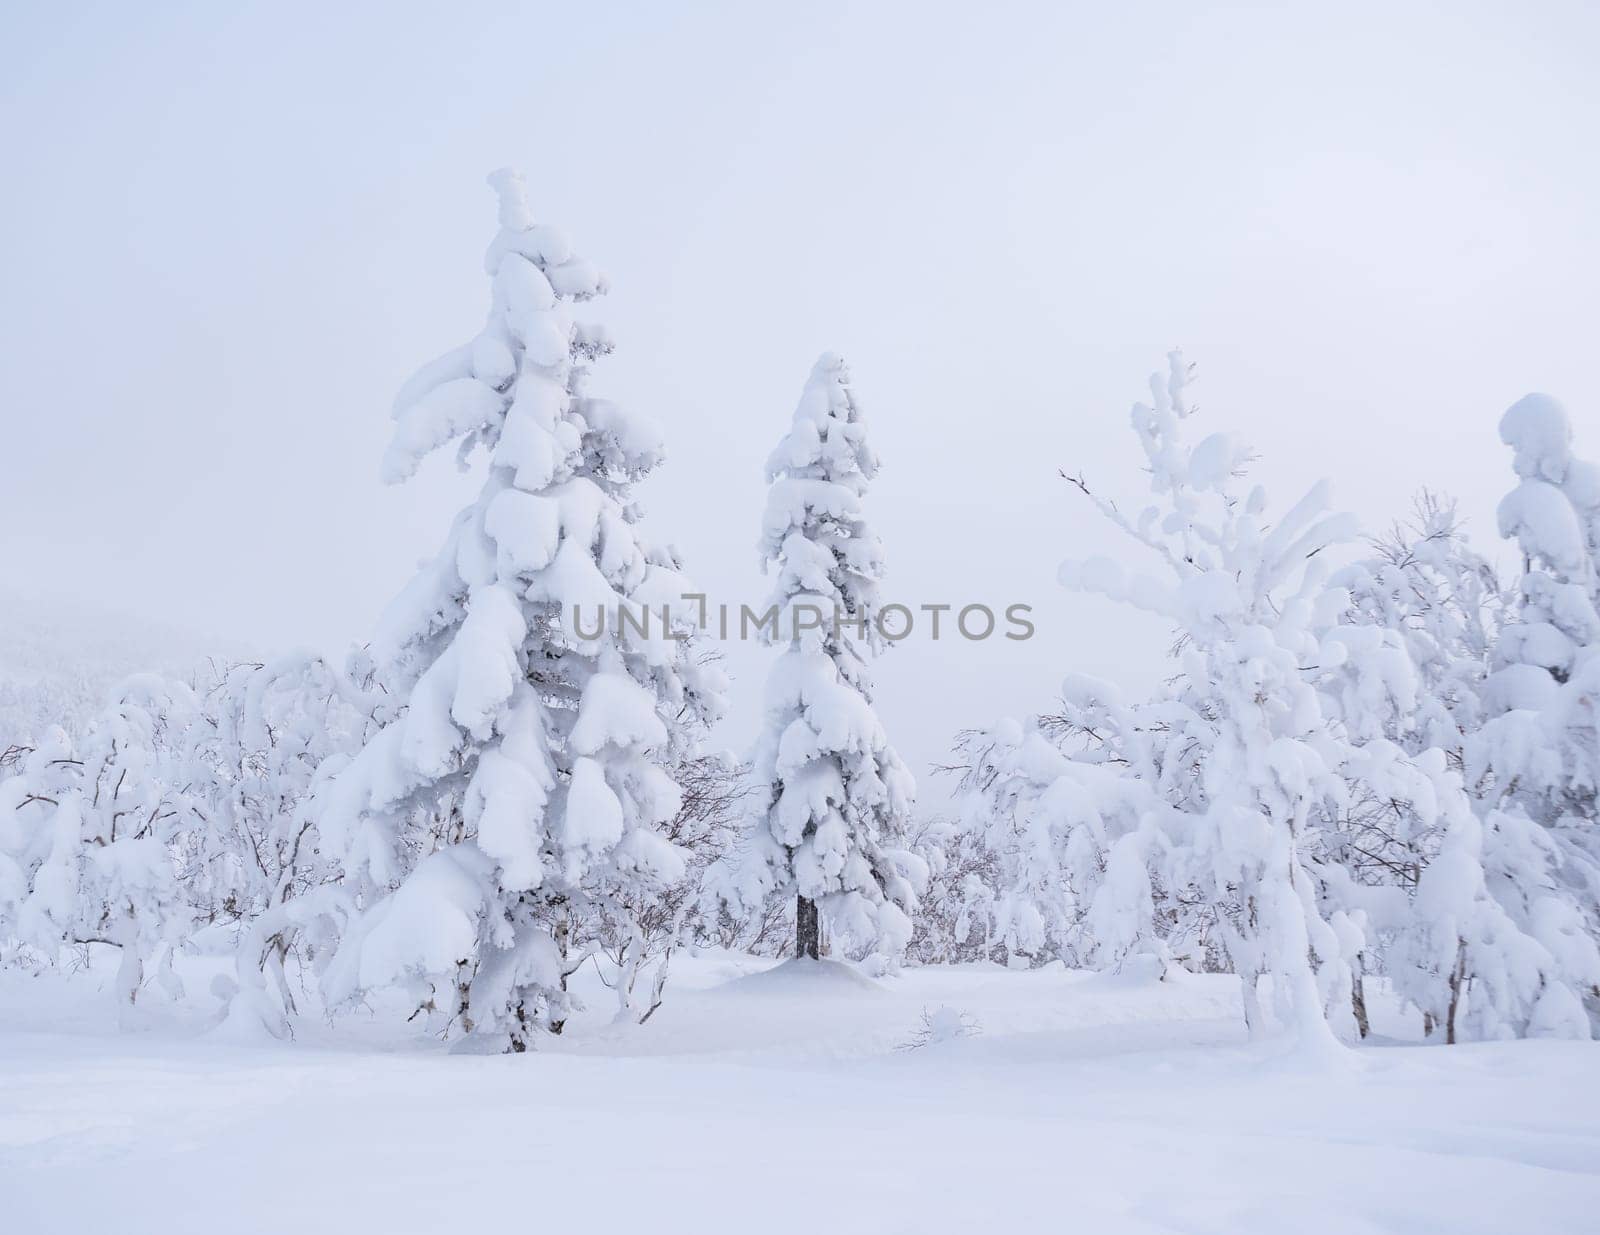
[0,589,246,748]
[3,952,1596,1234]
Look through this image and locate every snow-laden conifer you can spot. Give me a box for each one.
[1479,395,1600,862]
[1461,394,1600,1034]
[720,355,917,963]
[316,171,722,1050]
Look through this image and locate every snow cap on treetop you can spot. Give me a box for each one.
[487,167,535,231]
[1499,393,1572,482]
[764,351,879,487]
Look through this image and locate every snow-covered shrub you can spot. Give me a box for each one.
[939,718,1122,969]
[314,170,724,1051]
[897,1004,981,1050]
[714,355,920,965]
[180,651,388,1035]
[0,677,200,1013]
[1331,493,1596,1041]
[903,812,1003,966]
[181,652,385,926]
[579,743,745,1023]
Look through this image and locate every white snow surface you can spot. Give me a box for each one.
[3,950,1597,1234]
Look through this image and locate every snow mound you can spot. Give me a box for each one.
[1076,953,1172,989]
[712,956,886,998]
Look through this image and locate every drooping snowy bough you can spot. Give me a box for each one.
[315,170,723,1050]
[718,355,918,965]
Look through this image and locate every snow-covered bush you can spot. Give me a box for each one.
[180,651,388,1035]
[181,653,385,927]
[903,812,1003,966]
[938,718,1129,970]
[897,1004,981,1049]
[715,355,919,965]
[1331,493,1597,1041]
[578,742,745,1023]
[313,170,724,1050]
[0,677,200,1013]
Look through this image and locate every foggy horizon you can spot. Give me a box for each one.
[5,1,1598,796]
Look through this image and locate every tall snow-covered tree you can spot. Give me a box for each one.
[961,354,1480,1046]
[316,170,722,1051]
[1465,393,1600,1033]
[1049,354,1368,1044]
[722,354,917,963]
[972,366,1592,1047]
[1480,394,1600,859]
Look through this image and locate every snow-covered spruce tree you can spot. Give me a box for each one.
[316,170,722,1051]
[1464,393,1600,1032]
[0,677,200,1015]
[1481,394,1600,862]
[720,355,918,964]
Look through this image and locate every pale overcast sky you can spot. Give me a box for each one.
[3,2,1598,799]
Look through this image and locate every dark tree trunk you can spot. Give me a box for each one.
[550,912,569,1035]
[1351,971,1371,1040]
[796,895,819,960]
[1445,939,1467,1046]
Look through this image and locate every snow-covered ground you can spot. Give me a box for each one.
[3,952,1596,1234]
